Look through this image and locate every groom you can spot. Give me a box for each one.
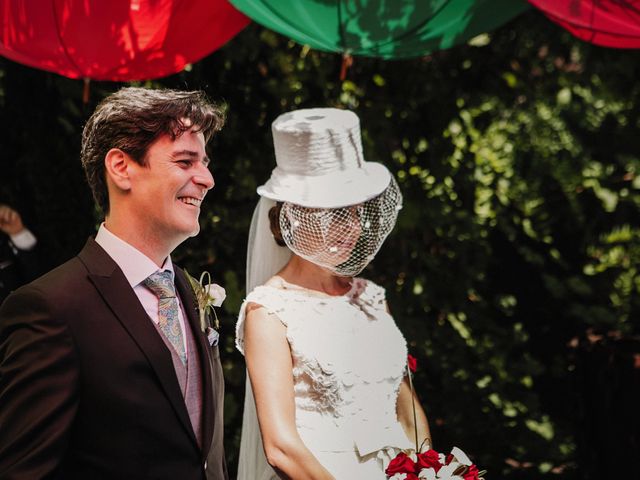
[0,88,228,479]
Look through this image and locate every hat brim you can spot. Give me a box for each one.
[257,162,391,208]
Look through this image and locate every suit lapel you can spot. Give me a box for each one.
[77,239,199,450]
[174,267,216,460]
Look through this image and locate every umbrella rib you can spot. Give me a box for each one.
[50,0,84,78]
[337,0,347,52]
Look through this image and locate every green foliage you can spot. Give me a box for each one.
[1,10,638,479]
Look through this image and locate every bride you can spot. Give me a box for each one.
[235,108,430,479]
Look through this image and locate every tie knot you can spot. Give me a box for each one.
[143,270,176,299]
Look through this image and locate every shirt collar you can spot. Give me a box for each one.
[95,223,174,288]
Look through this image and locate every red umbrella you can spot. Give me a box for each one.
[0,0,249,81]
[528,0,640,48]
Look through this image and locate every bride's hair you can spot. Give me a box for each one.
[268,202,286,247]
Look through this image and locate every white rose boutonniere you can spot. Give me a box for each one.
[185,270,226,346]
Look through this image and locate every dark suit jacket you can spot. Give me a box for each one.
[0,235,42,304]
[0,238,227,479]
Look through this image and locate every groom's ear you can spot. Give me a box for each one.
[104,148,132,192]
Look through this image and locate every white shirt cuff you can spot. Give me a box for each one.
[9,228,37,251]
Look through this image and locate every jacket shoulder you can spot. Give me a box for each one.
[24,255,90,297]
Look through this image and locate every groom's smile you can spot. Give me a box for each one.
[178,196,203,208]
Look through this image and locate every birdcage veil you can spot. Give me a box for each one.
[279,176,402,277]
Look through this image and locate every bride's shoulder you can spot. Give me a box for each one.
[262,275,287,289]
[243,277,299,313]
[245,276,289,301]
[353,277,386,298]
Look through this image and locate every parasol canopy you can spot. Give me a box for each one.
[0,0,249,81]
[229,0,531,59]
[528,0,640,48]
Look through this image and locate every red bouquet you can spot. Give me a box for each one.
[395,356,485,479]
[385,446,485,480]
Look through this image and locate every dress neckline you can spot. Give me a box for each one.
[263,276,361,300]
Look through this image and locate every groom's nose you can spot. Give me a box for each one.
[194,162,215,191]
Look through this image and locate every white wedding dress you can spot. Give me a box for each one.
[235,277,413,479]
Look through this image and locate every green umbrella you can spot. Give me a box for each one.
[230,0,530,59]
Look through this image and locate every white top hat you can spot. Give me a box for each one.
[257,108,392,208]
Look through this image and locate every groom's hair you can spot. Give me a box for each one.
[81,87,225,214]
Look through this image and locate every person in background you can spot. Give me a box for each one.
[0,203,41,304]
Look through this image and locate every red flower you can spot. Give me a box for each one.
[407,354,417,373]
[385,452,417,475]
[463,464,480,480]
[417,449,442,471]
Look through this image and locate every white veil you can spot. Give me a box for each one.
[237,196,291,480]
[245,197,292,293]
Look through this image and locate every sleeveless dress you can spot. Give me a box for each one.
[235,277,413,478]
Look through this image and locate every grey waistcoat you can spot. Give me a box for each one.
[155,311,204,447]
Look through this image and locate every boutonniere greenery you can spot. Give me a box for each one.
[184,270,226,335]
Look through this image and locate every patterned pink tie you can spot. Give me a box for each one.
[143,271,186,365]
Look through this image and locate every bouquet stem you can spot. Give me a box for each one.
[407,363,419,453]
